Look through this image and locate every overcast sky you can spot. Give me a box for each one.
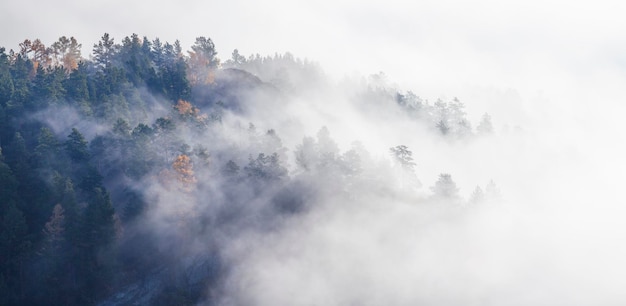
[3,0,626,96]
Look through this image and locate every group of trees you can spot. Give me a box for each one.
[0,127,116,305]
[358,86,495,138]
[0,33,500,305]
[0,33,221,305]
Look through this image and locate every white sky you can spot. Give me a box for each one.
[3,1,626,91]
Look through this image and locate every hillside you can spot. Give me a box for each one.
[0,34,498,305]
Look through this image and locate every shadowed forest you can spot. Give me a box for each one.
[0,34,502,305]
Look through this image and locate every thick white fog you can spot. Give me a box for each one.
[3,0,626,305]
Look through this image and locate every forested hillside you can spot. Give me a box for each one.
[0,34,499,305]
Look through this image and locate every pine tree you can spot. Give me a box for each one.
[430,173,460,200]
[65,128,89,162]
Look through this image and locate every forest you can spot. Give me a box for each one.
[0,33,500,305]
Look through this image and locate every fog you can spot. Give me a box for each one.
[2,1,626,305]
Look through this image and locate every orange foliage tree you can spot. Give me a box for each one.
[174,100,208,124]
[172,154,196,190]
[175,99,196,116]
[51,36,82,72]
[186,37,219,85]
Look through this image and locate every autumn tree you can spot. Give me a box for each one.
[172,154,196,190]
[187,36,219,85]
[18,39,50,73]
[51,36,82,72]
[174,99,207,128]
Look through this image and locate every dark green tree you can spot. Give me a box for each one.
[93,33,117,69]
[0,48,14,107]
[35,127,60,168]
[65,128,89,162]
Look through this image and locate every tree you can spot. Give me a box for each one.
[51,36,82,72]
[64,62,91,108]
[244,153,287,181]
[261,129,287,162]
[187,37,219,85]
[18,39,50,72]
[192,145,210,167]
[65,128,89,162]
[485,180,501,202]
[78,187,116,303]
[131,123,154,139]
[35,127,60,168]
[222,160,240,177]
[112,118,131,137]
[190,37,219,68]
[43,204,65,247]
[0,150,19,204]
[172,154,196,190]
[436,119,450,135]
[0,48,14,107]
[83,188,116,249]
[389,145,416,171]
[389,145,421,189]
[430,173,460,200]
[294,136,317,171]
[224,49,246,67]
[153,117,175,135]
[93,33,117,69]
[316,127,339,158]
[477,113,494,135]
[340,147,362,177]
[469,186,484,204]
[448,98,466,124]
[54,176,79,246]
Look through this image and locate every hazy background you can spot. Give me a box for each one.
[3,1,626,304]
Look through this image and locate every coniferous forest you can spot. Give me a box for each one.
[0,34,502,305]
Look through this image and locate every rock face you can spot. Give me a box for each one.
[98,255,221,306]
